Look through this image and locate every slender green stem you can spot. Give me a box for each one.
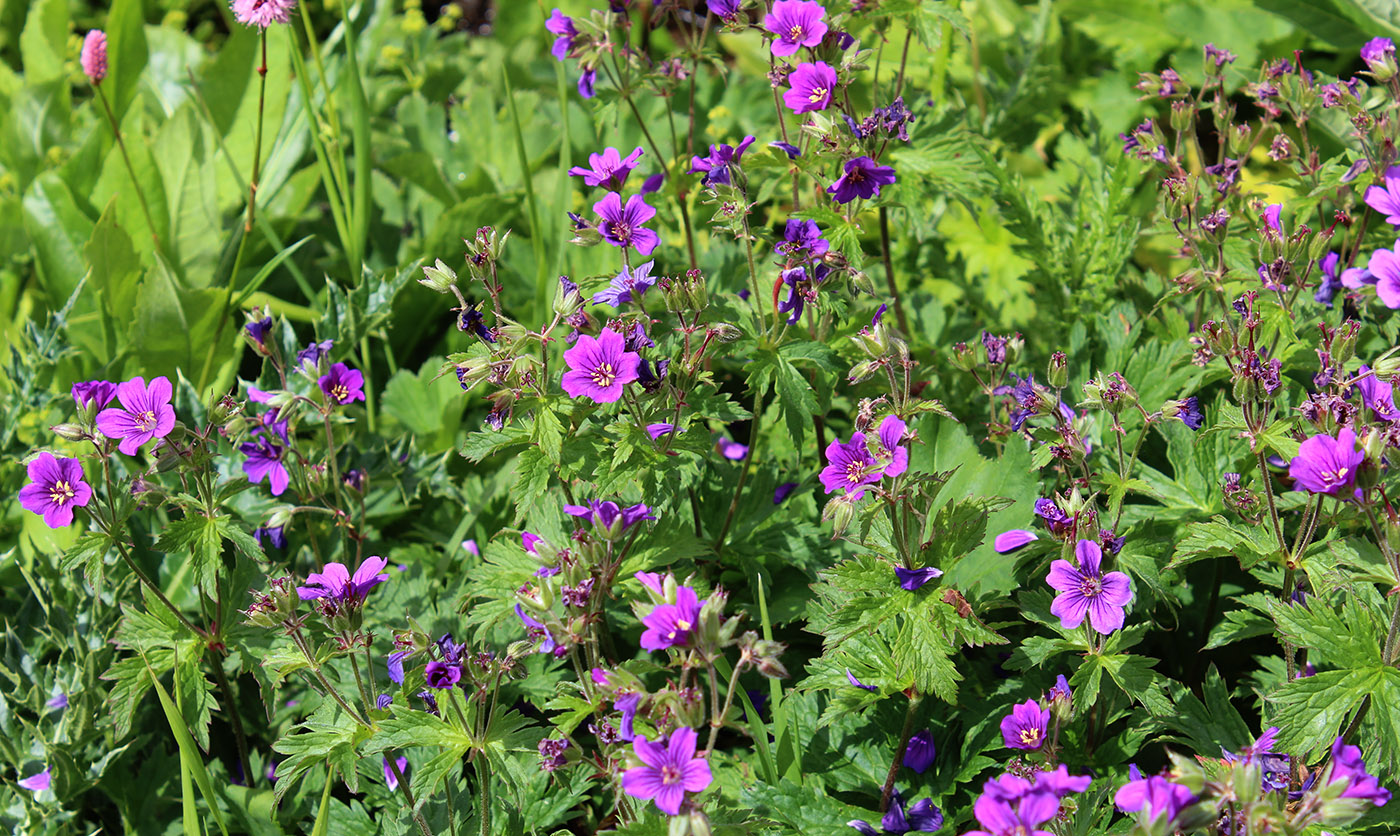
[879,693,921,812]
[878,207,911,336]
[1254,449,1287,552]
[705,658,744,755]
[714,385,764,555]
[94,84,162,251]
[474,756,492,836]
[386,755,434,836]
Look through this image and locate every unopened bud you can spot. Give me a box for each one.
[1333,320,1360,366]
[709,323,742,343]
[1047,351,1068,389]
[419,259,458,293]
[51,423,90,442]
[822,495,857,538]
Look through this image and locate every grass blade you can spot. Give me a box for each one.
[138,650,231,836]
[503,64,549,321]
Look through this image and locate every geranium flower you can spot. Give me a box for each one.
[848,788,943,834]
[296,556,389,603]
[318,362,366,406]
[561,328,642,403]
[690,136,756,186]
[621,727,713,815]
[569,146,644,191]
[828,156,897,204]
[594,193,660,256]
[592,261,656,306]
[764,0,828,57]
[784,61,838,114]
[545,9,579,60]
[1326,735,1391,805]
[1000,699,1049,750]
[1115,774,1197,819]
[904,730,936,775]
[1288,428,1365,497]
[96,376,177,455]
[639,585,703,650]
[1046,539,1133,634]
[19,453,92,529]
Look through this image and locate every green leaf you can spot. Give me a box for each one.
[1170,515,1279,569]
[153,513,226,598]
[139,650,231,835]
[365,705,475,752]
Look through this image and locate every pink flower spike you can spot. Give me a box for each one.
[231,0,298,29]
[81,31,107,84]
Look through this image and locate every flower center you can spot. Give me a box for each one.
[845,460,865,484]
[847,168,865,183]
[660,764,683,785]
[1019,728,1041,746]
[332,384,349,402]
[677,619,692,631]
[609,221,632,242]
[591,362,617,388]
[1320,466,1349,484]
[787,24,805,41]
[1079,575,1103,598]
[809,86,829,103]
[49,480,75,505]
[136,409,157,431]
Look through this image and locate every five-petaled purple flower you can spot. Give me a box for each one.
[1361,37,1396,75]
[690,136,756,186]
[764,0,828,57]
[1289,428,1365,497]
[1000,699,1049,750]
[778,218,830,262]
[545,9,579,61]
[1046,539,1133,634]
[594,193,661,256]
[19,453,93,529]
[319,362,366,406]
[640,585,704,650]
[828,156,897,204]
[593,261,656,307]
[784,62,838,114]
[297,556,390,604]
[820,432,881,498]
[96,376,177,455]
[565,498,656,534]
[620,726,713,815]
[561,328,642,403]
[240,435,290,496]
[424,661,462,689]
[848,788,943,835]
[1356,365,1400,422]
[570,146,645,191]
[963,774,1059,836]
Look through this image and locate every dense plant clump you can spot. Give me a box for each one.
[8,0,1400,834]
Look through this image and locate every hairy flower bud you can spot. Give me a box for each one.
[1046,351,1069,389]
[51,423,91,442]
[1333,320,1360,366]
[419,258,459,293]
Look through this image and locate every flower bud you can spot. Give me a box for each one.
[553,275,584,317]
[1169,100,1194,133]
[1046,351,1068,389]
[708,323,743,343]
[950,342,977,372]
[419,259,459,293]
[51,423,91,442]
[1229,123,1252,154]
[822,495,856,538]
[848,359,882,383]
[1333,320,1360,366]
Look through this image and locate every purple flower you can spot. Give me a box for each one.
[963,774,1061,836]
[17,768,51,793]
[566,500,656,537]
[1370,245,1400,308]
[994,530,1038,553]
[96,376,177,455]
[1361,37,1396,74]
[46,692,69,711]
[1046,675,1071,704]
[640,585,704,650]
[1046,539,1133,634]
[545,9,579,61]
[878,415,908,477]
[778,219,830,262]
[819,432,881,498]
[894,566,943,591]
[904,730,936,774]
[539,737,571,771]
[1356,366,1400,422]
[1288,428,1364,497]
[516,605,559,655]
[296,340,334,369]
[690,136,756,186]
[1035,497,1074,536]
[383,756,408,791]
[561,328,642,403]
[717,437,748,460]
[72,380,117,410]
[578,68,596,98]
[848,788,943,835]
[764,0,828,57]
[614,692,641,741]
[19,453,93,529]
[1365,166,1400,226]
[828,156,897,204]
[1316,251,1344,307]
[708,0,742,19]
[647,423,676,440]
[296,556,390,603]
[387,651,408,684]
[569,146,644,191]
[319,363,366,406]
[784,61,838,114]
[1115,774,1196,820]
[245,315,273,350]
[592,261,656,307]
[240,436,289,496]
[254,524,286,549]
[424,661,461,689]
[1326,736,1391,806]
[1000,699,1049,750]
[1262,203,1283,235]
[594,193,660,256]
[1032,766,1092,798]
[774,482,798,503]
[620,726,713,815]
[1167,396,1204,430]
